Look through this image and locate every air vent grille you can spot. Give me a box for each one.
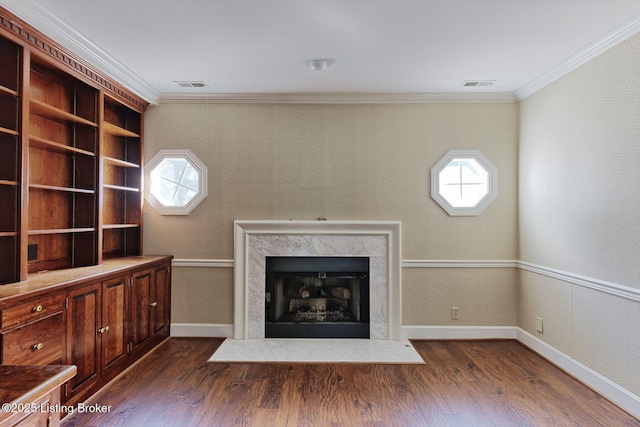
[462,80,495,87]
[174,81,208,88]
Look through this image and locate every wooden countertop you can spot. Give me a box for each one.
[0,256,173,303]
[0,365,76,424]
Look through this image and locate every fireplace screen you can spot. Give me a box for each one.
[265,257,370,338]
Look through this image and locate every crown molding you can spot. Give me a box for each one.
[0,0,160,104]
[158,92,517,105]
[515,12,640,100]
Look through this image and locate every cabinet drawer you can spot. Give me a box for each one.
[1,313,64,365]
[0,293,64,329]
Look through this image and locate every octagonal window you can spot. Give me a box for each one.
[145,149,207,215]
[431,150,497,216]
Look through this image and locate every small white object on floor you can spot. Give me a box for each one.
[208,338,425,364]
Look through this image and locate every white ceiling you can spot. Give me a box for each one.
[3,0,640,103]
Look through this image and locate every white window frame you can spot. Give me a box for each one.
[431,150,497,216]
[145,149,208,215]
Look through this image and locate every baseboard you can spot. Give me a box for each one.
[516,328,640,419]
[403,325,517,340]
[170,323,233,338]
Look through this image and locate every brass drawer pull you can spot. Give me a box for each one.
[32,343,43,350]
[32,305,43,313]
[150,302,158,307]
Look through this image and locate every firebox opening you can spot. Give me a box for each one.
[265,256,370,338]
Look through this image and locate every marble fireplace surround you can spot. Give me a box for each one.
[233,220,403,341]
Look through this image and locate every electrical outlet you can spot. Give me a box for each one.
[451,307,459,320]
[28,244,38,261]
[536,316,544,333]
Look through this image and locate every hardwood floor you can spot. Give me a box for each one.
[62,338,639,427]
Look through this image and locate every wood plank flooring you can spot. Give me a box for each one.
[62,338,639,427]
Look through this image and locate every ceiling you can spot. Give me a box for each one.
[3,0,640,104]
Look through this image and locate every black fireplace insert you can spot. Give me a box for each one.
[265,256,370,338]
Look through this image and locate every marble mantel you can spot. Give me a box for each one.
[233,220,402,340]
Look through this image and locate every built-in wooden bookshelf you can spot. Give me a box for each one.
[27,59,99,273]
[101,96,143,259]
[0,7,148,284]
[0,36,21,285]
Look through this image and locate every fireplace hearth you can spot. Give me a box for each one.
[265,257,370,338]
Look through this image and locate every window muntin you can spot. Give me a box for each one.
[145,149,207,215]
[431,150,497,216]
[438,158,489,208]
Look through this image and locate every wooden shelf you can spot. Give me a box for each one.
[0,84,17,97]
[30,135,95,157]
[0,126,18,136]
[103,184,140,192]
[103,156,139,168]
[30,183,95,194]
[103,224,140,229]
[0,179,17,186]
[30,99,98,127]
[0,231,17,237]
[28,228,95,235]
[103,122,140,138]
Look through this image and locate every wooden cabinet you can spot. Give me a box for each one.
[0,294,65,366]
[65,283,101,403]
[130,268,152,355]
[130,264,171,357]
[151,263,171,336]
[63,262,171,406]
[101,275,128,375]
[0,257,171,408]
[0,8,149,285]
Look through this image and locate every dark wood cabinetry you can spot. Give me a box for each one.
[0,257,172,407]
[65,283,101,403]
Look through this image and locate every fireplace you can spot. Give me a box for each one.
[265,256,370,338]
[233,220,402,341]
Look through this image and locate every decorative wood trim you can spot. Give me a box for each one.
[515,12,640,100]
[518,261,640,302]
[172,259,234,268]
[170,323,233,338]
[0,5,149,111]
[516,328,640,419]
[403,260,517,268]
[158,92,517,105]
[172,259,518,268]
[403,325,517,340]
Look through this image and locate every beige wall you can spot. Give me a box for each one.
[143,102,519,326]
[518,33,640,396]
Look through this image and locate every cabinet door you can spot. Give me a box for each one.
[151,263,170,336]
[130,268,151,354]
[65,283,101,401]
[102,275,128,374]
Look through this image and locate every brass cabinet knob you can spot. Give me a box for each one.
[104,325,109,332]
[150,301,158,307]
[32,305,43,313]
[98,326,110,334]
[32,343,43,350]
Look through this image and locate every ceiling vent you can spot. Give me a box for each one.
[462,80,496,87]
[174,81,208,88]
